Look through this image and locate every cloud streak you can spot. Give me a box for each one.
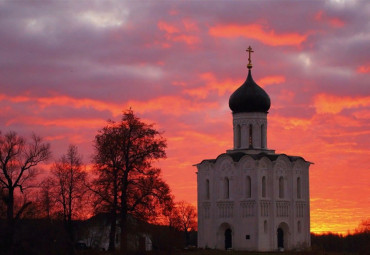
[209,24,308,46]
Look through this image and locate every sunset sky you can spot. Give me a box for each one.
[0,1,369,234]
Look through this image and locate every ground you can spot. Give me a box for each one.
[77,249,359,255]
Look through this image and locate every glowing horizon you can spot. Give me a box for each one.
[0,1,369,235]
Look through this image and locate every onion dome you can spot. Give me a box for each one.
[229,46,270,113]
[229,70,271,113]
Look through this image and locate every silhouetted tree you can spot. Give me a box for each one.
[47,145,87,254]
[91,109,171,252]
[356,218,370,233]
[37,178,55,219]
[170,201,197,246]
[311,219,370,254]
[160,198,183,254]
[0,131,50,251]
[0,188,6,219]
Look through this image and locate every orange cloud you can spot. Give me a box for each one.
[172,34,199,45]
[257,75,285,87]
[4,95,32,103]
[310,197,369,234]
[0,93,219,119]
[125,95,219,115]
[184,74,285,100]
[6,116,106,128]
[270,115,312,130]
[313,94,370,114]
[328,18,345,28]
[276,89,295,102]
[157,21,179,34]
[157,20,200,46]
[183,72,239,99]
[357,65,370,73]
[38,96,124,115]
[353,109,370,119]
[0,93,124,116]
[209,24,307,46]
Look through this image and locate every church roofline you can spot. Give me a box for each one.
[194,151,313,166]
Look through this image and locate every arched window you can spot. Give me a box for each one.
[224,177,230,199]
[297,221,301,233]
[206,179,210,200]
[264,220,268,233]
[279,176,284,198]
[262,176,266,198]
[236,125,241,148]
[246,176,251,198]
[297,177,301,199]
[261,124,265,149]
[249,124,253,148]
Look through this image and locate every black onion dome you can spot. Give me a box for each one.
[229,70,271,113]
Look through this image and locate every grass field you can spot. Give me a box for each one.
[77,248,356,255]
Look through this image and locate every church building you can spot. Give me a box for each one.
[196,47,311,251]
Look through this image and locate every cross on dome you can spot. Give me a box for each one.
[229,47,270,114]
[246,46,254,69]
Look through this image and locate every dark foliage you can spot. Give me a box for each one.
[91,109,172,252]
[0,131,51,253]
[311,231,370,254]
[0,218,72,255]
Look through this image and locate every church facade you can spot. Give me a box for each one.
[196,48,311,251]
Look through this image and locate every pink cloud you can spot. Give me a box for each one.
[209,24,308,46]
[357,65,370,73]
[157,20,200,46]
[183,72,239,99]
[313,94,370,114]
[125,95,219,115]
[314,10,345,28]
[257,75,285,87]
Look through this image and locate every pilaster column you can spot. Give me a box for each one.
[241,124,248,148]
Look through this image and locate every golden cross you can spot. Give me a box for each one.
[246,46,254,69]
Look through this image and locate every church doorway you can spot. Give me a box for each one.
[225,228,232,250]
[277,228,284,249]
[217,223,232,250]
[277,222,289,250]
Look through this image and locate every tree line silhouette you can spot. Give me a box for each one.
[311,219,369,254]
[0,109,197,255]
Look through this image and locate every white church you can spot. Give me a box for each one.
[196,47,311,251]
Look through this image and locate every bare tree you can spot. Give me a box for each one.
[91,109,172,252]
[37,177,55,219]
[356,218,370,233]
[0,188,6,219]
[0,131,50,250]
[49,144,87,249]
[171,201,197,246]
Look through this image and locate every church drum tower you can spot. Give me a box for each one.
[196,47,311,251]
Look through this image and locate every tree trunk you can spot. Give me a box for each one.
[185,229,190,247]
[120,171,129,253]
[120,208,128,253]
[65,220,75,255]
[108,171,119,251]
[108,210,117,251]
[6,187,15,252]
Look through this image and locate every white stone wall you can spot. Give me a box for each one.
[233,112,268,150]
[197,154,310,251]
